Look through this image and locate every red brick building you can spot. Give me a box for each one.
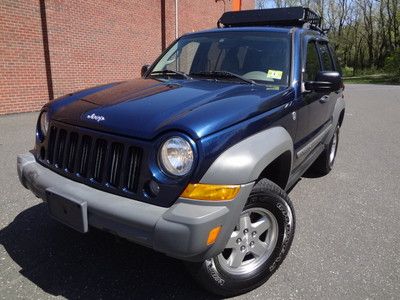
[0,0,255,115]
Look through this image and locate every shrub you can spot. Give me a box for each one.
[342,66,354,77]
[384,49,400,78]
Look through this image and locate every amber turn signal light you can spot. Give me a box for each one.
[207,226,222,245]
[181,183,240,201]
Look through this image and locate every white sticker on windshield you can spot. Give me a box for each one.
[266,70,283,80]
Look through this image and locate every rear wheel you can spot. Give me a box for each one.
[186,179,295,297]
[311,125,340,176]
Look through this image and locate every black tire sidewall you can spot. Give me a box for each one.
[328,126,340,169]
[311,125,340,175]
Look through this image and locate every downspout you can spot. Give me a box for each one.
[39,0,54,101]
[175,0,179,39]
[160,0,166,50]
[232,0,241,11]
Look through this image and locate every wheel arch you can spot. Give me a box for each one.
[338,109,345,127]
[200,127,293,186]
[257,150,292,190]
[323,96,345,145]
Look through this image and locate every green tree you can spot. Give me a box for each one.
[384,48,400,79]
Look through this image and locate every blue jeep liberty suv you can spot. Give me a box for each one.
[17,7,345,296]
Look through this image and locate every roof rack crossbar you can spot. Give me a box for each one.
[218,7,322,30]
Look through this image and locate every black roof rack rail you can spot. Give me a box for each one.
[218,7,322,30]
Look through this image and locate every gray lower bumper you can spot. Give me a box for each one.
[17,152,253,262]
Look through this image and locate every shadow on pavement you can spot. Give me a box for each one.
[0,203,218,299]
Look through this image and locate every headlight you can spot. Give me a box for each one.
[159,136,194,176]
[39,111,49,137]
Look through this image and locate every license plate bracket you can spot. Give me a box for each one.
[46,190,88,233]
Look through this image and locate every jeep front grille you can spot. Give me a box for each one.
[44,123,142,195]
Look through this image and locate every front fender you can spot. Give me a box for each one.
[200,127,294,185]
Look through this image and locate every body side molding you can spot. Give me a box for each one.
[200,127,293,185]
[296,122,332,158]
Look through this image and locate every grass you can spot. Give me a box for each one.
[343,73,400,85]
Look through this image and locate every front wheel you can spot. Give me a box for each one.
[186,179,295,297]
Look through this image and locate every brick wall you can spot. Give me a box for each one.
[0,0,254,115]
[0,1,49,114]
[45,0,163,99]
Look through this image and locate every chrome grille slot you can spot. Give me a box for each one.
[126,147,142,193]
[109,143,123,187]
[47,126,57,164]
[79,136,91,177]
[93,139,107,182]
[55,129,67,168]
[65,132,78,172]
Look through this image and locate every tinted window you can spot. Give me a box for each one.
[305,42,320,81]
[152,31,291,86]
[157,41,200,75]
[329,44,342,74]
[317,42,334,71]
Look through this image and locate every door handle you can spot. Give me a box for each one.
[319,95,329,103]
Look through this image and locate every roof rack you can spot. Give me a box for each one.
[218,7,322,31]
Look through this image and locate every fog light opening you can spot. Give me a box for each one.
[144,180,160,198]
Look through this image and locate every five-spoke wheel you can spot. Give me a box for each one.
[217,208,278,274]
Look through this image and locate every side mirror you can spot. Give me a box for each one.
[305,71,342,92]
[141,64,150,78]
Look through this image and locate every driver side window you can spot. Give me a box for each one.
[304,41,320,82]
[154,41,200,74]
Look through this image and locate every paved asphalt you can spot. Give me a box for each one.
[0,84,399,299]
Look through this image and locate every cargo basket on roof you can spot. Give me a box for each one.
[218,7,322,29]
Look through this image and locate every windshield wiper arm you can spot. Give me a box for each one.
[149,69,191,80]
[190,71,256,85]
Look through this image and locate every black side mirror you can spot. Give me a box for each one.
[141,64,150,78]
[305,71,342,92]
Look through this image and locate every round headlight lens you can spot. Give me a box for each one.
[39,111,49,137]
[159,136,194,176]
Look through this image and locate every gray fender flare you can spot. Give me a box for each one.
[325,96,345,144]
[200,127,294,185]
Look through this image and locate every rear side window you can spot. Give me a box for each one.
[317,42,334,71]
[329,44,342,75]
[304,42,320,81]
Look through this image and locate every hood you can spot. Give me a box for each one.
[50,78,293,140]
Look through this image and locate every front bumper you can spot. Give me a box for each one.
[17,152,253,262]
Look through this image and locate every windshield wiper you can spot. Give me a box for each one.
[149,69,191,80]
[190,71,256,85]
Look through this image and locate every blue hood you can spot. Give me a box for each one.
[50,78,292,140]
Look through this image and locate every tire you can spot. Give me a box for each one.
[311,125,340,176]
[186,179,296,297]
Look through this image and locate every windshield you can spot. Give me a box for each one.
[150,31,291,86]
